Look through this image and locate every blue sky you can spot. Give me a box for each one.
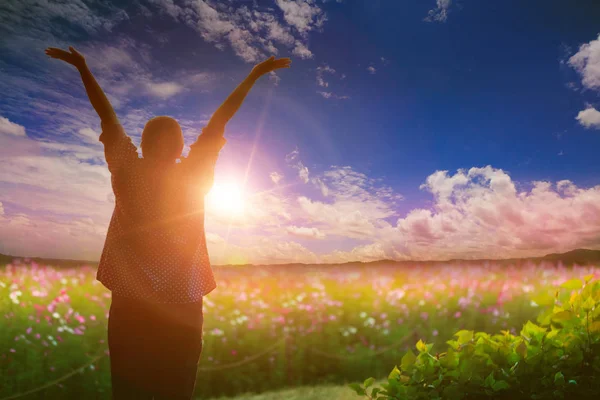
[1,0,599,264]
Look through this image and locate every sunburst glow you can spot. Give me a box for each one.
[206,181,246,217]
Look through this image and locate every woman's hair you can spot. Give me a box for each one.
[140,116,184,162]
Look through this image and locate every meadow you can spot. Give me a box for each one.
[1,260,598,399]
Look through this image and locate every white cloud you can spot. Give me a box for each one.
[269,71,282,86]
[78,128,101,144]
[285,148,310,183]
[316,64,336,87]
[313,177,329,197]
[569,34,600,91]
[270,171,284,184]
[296,166,402,240]
[298,165,310,183]
[206,232,318,265]
[424,0,452,23]
[145,81,184,99]
[391,166,600,260]
[292,41,314,59]
[275,0,325,34]
[0,116,26,137]
[286,225,326,239]
[576,106,600,129]
[367,66,376,74]
[0,155,112,217]
[0,146,113,259]
[151,0,328,63]
[321,242,390,263]
[0,211,108,260]
[318,91,349,100]
[315,64,347,98]
[0,0,129,38]
[148,0,183,19]
[0,115,41,157]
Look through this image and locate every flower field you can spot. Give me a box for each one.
[1,260,598,399]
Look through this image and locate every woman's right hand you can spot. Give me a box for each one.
[250,56,291,79]
[45,46,87,69]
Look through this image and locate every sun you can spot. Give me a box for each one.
[205,181,246,217]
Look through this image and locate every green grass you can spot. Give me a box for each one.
[2,261,599,399]
[208,383,362,400]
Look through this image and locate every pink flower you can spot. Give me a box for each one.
[454,311,462,318]
[9,349,16,353]
[90,315,96,321]
[26,327,32,334]
[432,330,439,336]
[231,350,237,356]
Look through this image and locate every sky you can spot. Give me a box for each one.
[1,0,600,265]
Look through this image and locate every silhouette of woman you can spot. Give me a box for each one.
[45,46,290,399]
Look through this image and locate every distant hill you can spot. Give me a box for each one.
[0,248,599,269]
[0,253,98,268]
[539,248,600,265]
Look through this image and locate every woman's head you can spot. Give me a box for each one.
[140,116,184,162]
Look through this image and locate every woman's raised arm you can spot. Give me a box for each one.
[45,46,119,125]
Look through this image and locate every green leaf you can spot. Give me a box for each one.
[492,380,510,392]
[561,279,583,290]
[364,377,375,388]
[532,292,555,306]
[401,350,416,370]
[551,310,576,327]
[455,330,474,345]
[521,321,547,342]
[416,339,428,353]
[446,339,460,351]
[516,341,527,358]
[388,366,401,381]
[582,296,595,311]
[554,372,565,387]
[484,372,496,387]
[546,329,559,340]
[443,384,465,400]
[348,383,366,396]
[589,321,600,332]
[584,274,594,283]
[441,348,459,369]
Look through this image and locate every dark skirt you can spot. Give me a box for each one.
[108,294,204,399]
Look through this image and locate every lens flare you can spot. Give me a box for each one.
[206,181,245,216]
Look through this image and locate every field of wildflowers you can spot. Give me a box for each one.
[1,260,598,399]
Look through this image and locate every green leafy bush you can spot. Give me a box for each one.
[351,275,600,399]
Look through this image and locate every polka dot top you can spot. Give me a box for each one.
[96,122,226,304]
